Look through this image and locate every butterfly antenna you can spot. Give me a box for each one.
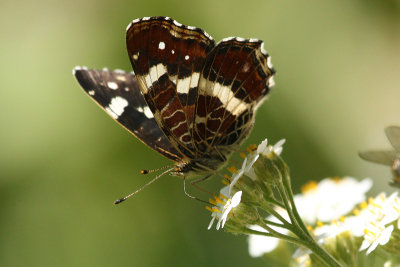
[114,167,174,205]
[140,165,173,174]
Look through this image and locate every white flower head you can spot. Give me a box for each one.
[247,213,289,257]
[244,138,286,180]
[207,189,242,230]
[359,222,394,254]
[294,177,372,224]
[256,138,286,156]
[247,225,280,257]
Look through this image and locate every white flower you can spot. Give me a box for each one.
[207,188,242,230]
[247,213,289,257]
[256,138,286,156]
[359,222,394,254]
[244,138,286,180]
[247,225,280,257]
[375,192,400,226]
[293,248,312,267]
[294,177,372,224]
[229,157,247,194]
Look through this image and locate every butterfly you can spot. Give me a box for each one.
[359,126,400,188]
[73,16,275,202]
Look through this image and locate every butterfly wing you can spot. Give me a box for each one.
[126,17,215,160]
[194,38,275,156]
[358,150,397,166]
[73,67,181,161]
[386,126,400,152]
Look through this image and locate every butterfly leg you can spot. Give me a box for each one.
[183,177,209,204]
[190,175,215,197]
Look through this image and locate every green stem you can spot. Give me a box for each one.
[262,219,290,230]
[242,228,308,248]
[301,233,344,267]
[258,200,291,227]
[279,164,312,238]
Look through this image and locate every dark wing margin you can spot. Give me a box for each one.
[194,38,275,155]
[126,16,215,159]
[73,66,181,162]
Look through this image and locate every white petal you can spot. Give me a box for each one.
[257,138,268,154]
[229,158,247,194]
[208,216,216,230]
[231,191,242,207]
[359,239,371,251]
[379,225,394,245]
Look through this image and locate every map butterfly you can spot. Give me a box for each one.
[73,16,275,201]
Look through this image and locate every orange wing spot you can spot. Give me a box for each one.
[240,152,246,159]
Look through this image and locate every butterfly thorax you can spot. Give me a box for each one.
[171,148,232,178]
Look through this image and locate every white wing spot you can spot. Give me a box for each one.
[88,90,95,96]
[124,87,129,91]
[137,106,154,119]
[198,79,250,116]
[143,106,154,119]
[116,75,126,81]
[105,96,128,119]
[171,49,175,54]
[158,41,165,50]
[184,55,189,60]
[173,20,182,27]
[267,56,273,69]
[107,82,118,90]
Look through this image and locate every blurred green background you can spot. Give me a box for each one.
[1,0,400,266]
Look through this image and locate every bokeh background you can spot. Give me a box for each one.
[1,0,400,266]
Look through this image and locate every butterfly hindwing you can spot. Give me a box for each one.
[73,67,181,161]
[194,38,275,155]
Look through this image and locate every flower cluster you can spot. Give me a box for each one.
[206,138,286,231]
[205,134,400,267]
[248,177,373,258]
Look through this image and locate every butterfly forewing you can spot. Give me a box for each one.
[126,17,216,159]
[73,67,181,161]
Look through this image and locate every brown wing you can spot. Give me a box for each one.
[194,38,275,156]
[126,16,215,159]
